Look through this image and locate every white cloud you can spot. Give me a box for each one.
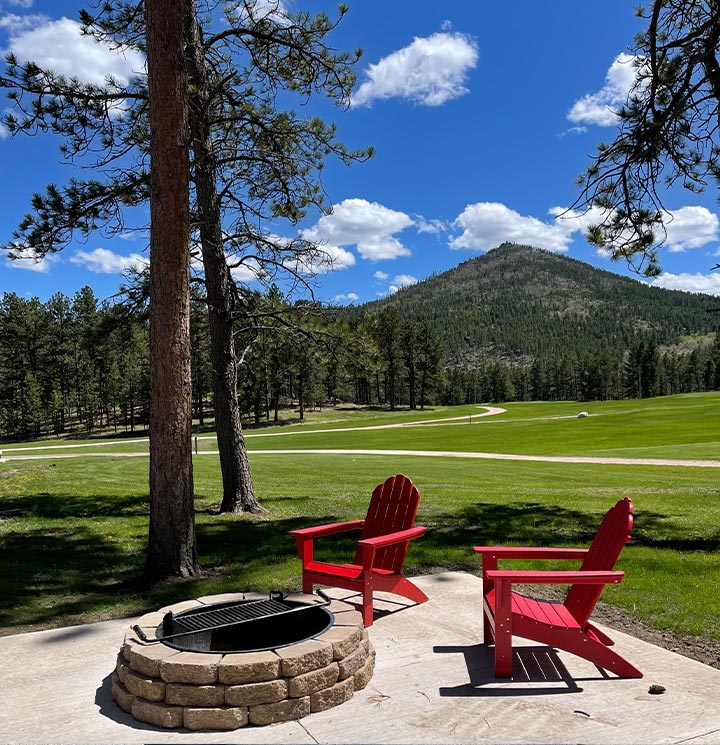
[393,274,418,287]
[302,198,414,261]
[388,274,419,294]
[69,247,147,274]
[568,53,642,126]
[650,272,720,296]
[663,206,719,252]
[332,292,360,304]
[415,216,448,234]
[451,202,578,253]
[6,17,144,86]
[4,244,60,273]
[351,31,478,107]
[374,270,389,280]
[6,0,35,8]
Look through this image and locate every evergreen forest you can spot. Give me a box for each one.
[2,243,720,442]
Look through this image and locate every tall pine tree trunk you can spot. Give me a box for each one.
[145,0,198,579]
[185,5,263,515]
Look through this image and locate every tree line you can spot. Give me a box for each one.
[2,287,718,442]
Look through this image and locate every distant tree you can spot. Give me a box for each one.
[575,1,720,276]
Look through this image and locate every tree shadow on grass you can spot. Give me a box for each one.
[2,497,715,633]
[0,491,149,518]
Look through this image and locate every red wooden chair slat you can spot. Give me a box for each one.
[290,474,428,626]
[474,498,642,679]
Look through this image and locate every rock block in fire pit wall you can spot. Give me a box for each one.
[310,676,354,713]
[183,706,248,731]
[276,639,333,677]
[131,698,183,729]
[117,656,166,702]
[111,673,135,714]
[287,661,339,698]
[218,651,281,684]
[316,625,363,660]
[337,643,369,680]
[331,609,364,627]
[160,651,220,684]
[165,683,225,707]
[353,646,375,691]
[225,679,288,706]
[248,696,311,726]
[124,637,181,678]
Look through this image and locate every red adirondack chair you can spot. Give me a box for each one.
[473,498,642,679]
[289,474,428,627]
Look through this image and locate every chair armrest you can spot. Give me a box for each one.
[357,526,427,570]
[289,520,365,566]
[359,526,427,549]
[289,519,365,540]
[473,546,589,560]
[486,569,624,585]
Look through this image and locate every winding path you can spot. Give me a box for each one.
[1,405,718,468]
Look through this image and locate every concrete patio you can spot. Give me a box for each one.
[1,571,719,744]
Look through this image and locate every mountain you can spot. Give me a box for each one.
[361,243,718,367]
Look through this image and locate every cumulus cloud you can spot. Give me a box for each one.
[6,0,35,7]
[650,272,720,296]
[332,292,360,304]
[4,244,61,272]
[6,16,144,86]
[568,53,642,126]
[302,198,414,261]
[451,202,579,253]
[388,274,419,294]
[663,206,719,252]
[351,31,478,107]
[374,270,389,280]
[69,247,147,274]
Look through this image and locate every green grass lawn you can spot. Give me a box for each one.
[0,392,718,648]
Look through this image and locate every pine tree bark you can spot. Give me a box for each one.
[185,6,264,515]
[145,0,198,579]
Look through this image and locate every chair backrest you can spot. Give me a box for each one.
[564,497,634,627]
[355,474,421,573]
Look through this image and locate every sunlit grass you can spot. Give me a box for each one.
[1,392,718,643]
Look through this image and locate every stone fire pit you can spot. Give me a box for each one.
[112,592,374,731]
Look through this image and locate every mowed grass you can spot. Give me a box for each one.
[0,392,718,646]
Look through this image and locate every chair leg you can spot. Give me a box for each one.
[361,581,374,627]
[494,627,513,678]
[302,574,314,595]
[390,576,429,605]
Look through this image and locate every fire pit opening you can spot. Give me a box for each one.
[155,594,334,653]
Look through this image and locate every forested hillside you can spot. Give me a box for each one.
[2,244,720,441]
[359,243,719,366]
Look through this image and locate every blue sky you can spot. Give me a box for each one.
[2,0,720,306]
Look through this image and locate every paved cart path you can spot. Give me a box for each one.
[2,405,718,467]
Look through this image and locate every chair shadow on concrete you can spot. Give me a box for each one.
[329,590,421,625]
[434,644,602,696]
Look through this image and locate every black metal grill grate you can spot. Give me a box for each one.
[172,598,292,633]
